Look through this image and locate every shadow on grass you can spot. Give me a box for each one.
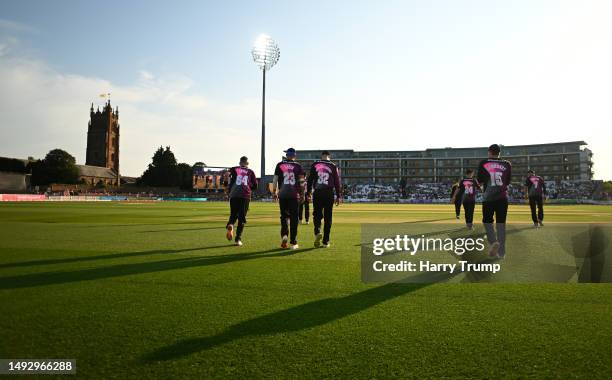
[398,217,457,224]
[140,226,225,233]
[140,224,272,233]
[0,247,315,289]
[0,244,232,269]
[79,221,224,229]
[142,271,454,362]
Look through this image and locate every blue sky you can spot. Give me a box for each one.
[1,0,611,178]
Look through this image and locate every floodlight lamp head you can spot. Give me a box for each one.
[251,34,280,71]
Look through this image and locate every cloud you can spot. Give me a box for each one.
[0,40,313,177]
[1,39,611,179]
[0,34,19,57]
[1,7,611,180]
[0,19,37,34]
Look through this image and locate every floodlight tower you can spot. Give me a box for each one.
[251,34,280,177]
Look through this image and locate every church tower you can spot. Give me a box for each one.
[86,100,120,174]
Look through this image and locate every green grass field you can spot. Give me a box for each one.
[1,202,611,378]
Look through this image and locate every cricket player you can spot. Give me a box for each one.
[477,144,512,258]
[450,182,462,219]
[524,169,546,227]
[299,177,310,225]
[452,169,480,229]
[306,150,342,248]
[272,148,305,249]
[225,156,258,246]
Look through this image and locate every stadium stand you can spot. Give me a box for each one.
[342,180,606,203]
[0,172,28,192]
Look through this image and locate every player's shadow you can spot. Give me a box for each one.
[0,247,314,289]
[398,217,457,224]
[139,226,226,233]
[141,224,272,233]
[142,271,455,362]
[0,244,231,269]
[80,221,225,229]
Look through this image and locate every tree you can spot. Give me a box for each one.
[0,157,27,173]
[177,163,193,190]
[30,149,79,185]
[29,160,48,186]
[44,149,80,184]
[139,146,180,187]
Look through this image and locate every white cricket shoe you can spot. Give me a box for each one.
[290,243,299,250]
[235,240,243,247]
[322,242,330,248]
[281,235,289,249]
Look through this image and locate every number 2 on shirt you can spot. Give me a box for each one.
[283,172,296,185]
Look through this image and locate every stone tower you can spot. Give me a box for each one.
[86,100,120,174]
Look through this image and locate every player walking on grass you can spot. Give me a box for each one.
[272,148,305,250]
[450,181,462,219]
[524,169,546,228]
[307,150,342,248]
[299,173,310,225]
[477,144,512,258]
[225,156,258,246]
[452,169,480,229]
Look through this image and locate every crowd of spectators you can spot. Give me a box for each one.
[343,184,399,201]
[19,179,609,203]
[545,181,599,200]
[343,180,605,203]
